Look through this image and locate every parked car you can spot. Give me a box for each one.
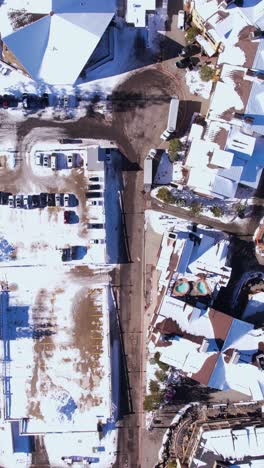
[64,193,70,207]
[0,192,10,205]
[67,154,73,168]
[23,195,28,208]
[3,94,17,108]
[55,193,62,207]
[87,200,103,206]
[87,223,105,229]
[47,193,55,206]
[35,153,42,165]
[43,154,49,167]
[63,95,69,107]
[64,210,71,224]
[88,184,101,191]
[85,192,103,199]
[31,195,40,208]
[88,176,103,182]
[40,192,48,207]
[22,93,40,109]
[59,139,83,144]
[61,247,72,262]
[8,195,14,207]
[105,148,111,162]
[180,43,201,57]
[50,153,57,170]
[89,239,105,244]
[148,148,157,159]
[177,10,185,30]
[40,93,49,107]
[175,57,196,70]
[15,195,23,208]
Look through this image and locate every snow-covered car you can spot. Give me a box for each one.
[43,154,49,167]
[51,154,57,170]
[35,153,42,165]
[87,200,103,206]
[64,193,70,207]
[63,95,69,107]
[177,10,185,30]
[23,195,28,208]
[105,148,111,162]
[8,195,14,208]
[89,239,105,244]
[55,193,61,207]
[15,195,23,208]
[67,154,73,168]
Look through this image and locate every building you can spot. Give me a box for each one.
[149,295,264,400]
[191,0,263,64]
[126,0,156,27]
[2,0,116,84]
[181,60,264,199]
[156,226,231,302]
[167,400,264,468]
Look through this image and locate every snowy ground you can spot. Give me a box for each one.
[185,69,213,100]
[0,277,117,467]
[145,210,191,236]
[0,136,125,466]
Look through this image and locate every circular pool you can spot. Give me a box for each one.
[197,281,207,295]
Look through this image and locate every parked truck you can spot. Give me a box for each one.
[160,96,179,140]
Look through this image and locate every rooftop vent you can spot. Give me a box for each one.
[199,338,209,353]
[221,0,235,8]
[229,349,240,364]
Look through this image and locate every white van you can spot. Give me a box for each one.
[51,153,57,170]
[177,10,185,30]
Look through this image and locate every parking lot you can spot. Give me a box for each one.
[0,138,118,265]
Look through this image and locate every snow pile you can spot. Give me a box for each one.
[185,69,213,99]
[145,210,190,235]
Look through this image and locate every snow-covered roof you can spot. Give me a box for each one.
[194,0,220,22]
[238,0,264,29]
[245,78,264,135]
[188,123,204,143]
[151,296,264,400]
[126,0,156,27]
[210,148,233,168]
[253,40,264,72]
[226,127,256,156]
[196,34,216,57]
[185,138,217,169]
[3,0,116,84]
[200,426,264,462]
[187,167,237,198]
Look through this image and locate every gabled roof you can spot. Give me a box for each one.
[3,0,115,84]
